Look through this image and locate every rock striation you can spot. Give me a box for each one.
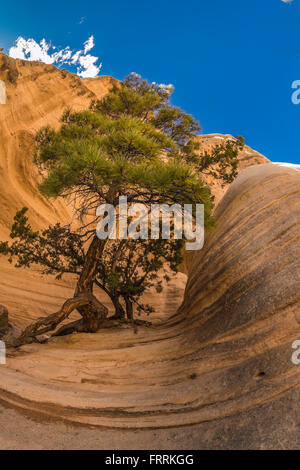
[0,164,299,440]
[0,56,299,448]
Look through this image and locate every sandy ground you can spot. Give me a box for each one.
[0,402,189,450]
[1,383,300,450]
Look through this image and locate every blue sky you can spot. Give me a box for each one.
[1,0,300,163]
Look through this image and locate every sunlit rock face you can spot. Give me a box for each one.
[0,305,8,337]
[197,133,270,205]
[0,53,117,239]
[1,164,299,443]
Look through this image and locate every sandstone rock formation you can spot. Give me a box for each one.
[0,55,299,449]
[0,304,8,337]
[0,53,117,239]
[198,133,270,204]
[0,53,268,329]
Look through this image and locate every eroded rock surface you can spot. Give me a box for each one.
[0,56,299,448]
[0,53,117,239]
[197,133,269,205]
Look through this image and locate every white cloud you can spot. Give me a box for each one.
[77,54,102,79]
[281,0,293,3]
[9,37,54,64]
[9,35,102,78]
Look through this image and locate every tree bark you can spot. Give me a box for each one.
[75,237,106,295]
[13,237,109,346]
[14,293,107,346]
[74,236,107,332]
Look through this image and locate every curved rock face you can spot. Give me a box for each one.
[197,133,269,205]
[1,164,299,443]
[0,56,299,447]
[178,163,300,424]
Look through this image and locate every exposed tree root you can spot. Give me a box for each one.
[52,319,86,337]
[13,293,108,347]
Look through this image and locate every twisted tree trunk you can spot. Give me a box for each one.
[14,294,105,346]
[14,237,108,346]
[125,297,134,321]
[110,296,126,320]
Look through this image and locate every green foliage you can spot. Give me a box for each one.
[96,238,184,315]
[1,208,184,317]
[196,136,245,184]
[0,55,19,84]
[33,74,219,229]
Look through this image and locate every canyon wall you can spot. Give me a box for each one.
[0,55,299,448]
